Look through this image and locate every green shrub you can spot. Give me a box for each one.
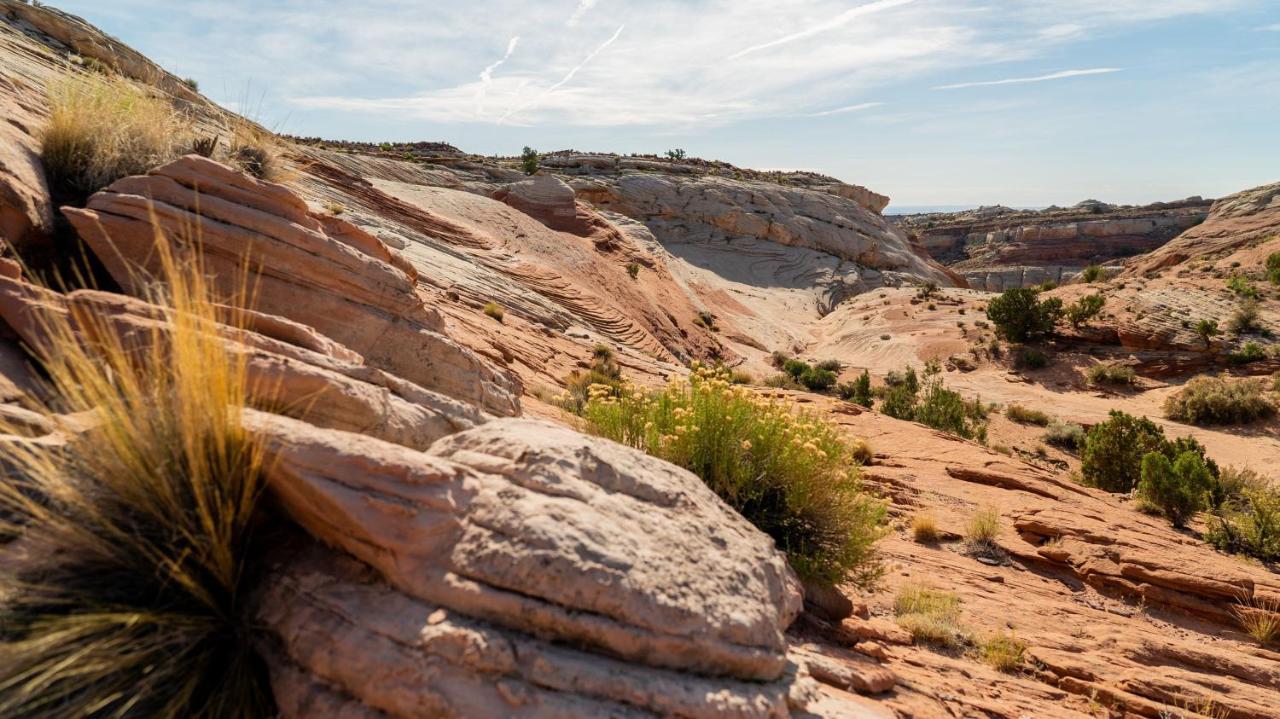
[1081,265,1104,283]
[1229,341,1267,365]
[800,367,837,392]
[1229,299,1262,334]
[665,148,687,160]
[1066,293,1105,328]
[837,370,874,408]
[783,358,810,379]
[1164,375,1275,425]
[1267,252,1280,285]
[986,288,1063,342]
[1006,404,1051,426]
[520,145,539,175]
[1044,419,1086,450]
[1206,480,1279,563]
[1086,363,1137,386]
[626,262,640,279]
[1196,319,1221,349]
[695,311,717,331]
[1081,411,1170,492]
[558,346,624,413]
[770,350,791,368]
[978,632,1026,672]
[1014,347,1049,370]
[815,359,842,373]
[882,366,987,440]
[1138,451,1215,527]
[579,365,887,585]
[1228,275,1260,299]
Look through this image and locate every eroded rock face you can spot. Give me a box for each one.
[250,411,812,717]
[62,155,521,416]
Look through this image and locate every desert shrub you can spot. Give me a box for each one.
[894,586,965,647]
[1164,375,1275,426]
[1206,481,1280,563]
[1086,363,1137,386]
[665,148,687,161]
[1137,452,1215,527]
[181,76,199,91]
[1081,265,1104,283]
[1229,341,1267,365]
[229,123,288,183]
[837,370,874,408]
[978,632,1026,672]
[191,135,219,157]
[911,513,940,543]
[1212,466,1269,508]
[762,373,804,390]
[626,262,640,279]
[1227,275,1260,299]
[815,359,842,373]
[41,75,191,199]
[986,288,1063,342]
[1229,299,1262,334]
[559,345,624,413]
[1006,404,1050,426]
[1267,252,1280,285]
[965,506,1001,548]
[1233,594,1280,647]
[1081,411,1169,492]
[881,366,986,440]
[770,351,791,368]
[695,311,717,331]
[1066,293,1105,328]
[0,241,272,717]
[800,367,837,392]
[323,200,345,215]
[1196,319,1221,348]
[850,438,873,465]
[1043,419,1086,450]
[783,359,810,378]
[1014,346,1049,370]
[579,365,887,585]
[520,145,539,175]
[482,301,505,322]
[915,282,939,300]
[729,368,753,385]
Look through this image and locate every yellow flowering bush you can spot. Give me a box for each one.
[580,364,886,585]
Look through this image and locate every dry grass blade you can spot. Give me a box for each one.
[0,224,273,718]
[1232,591,1280,647]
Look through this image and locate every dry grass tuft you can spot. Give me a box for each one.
[41,74,192,198]
[965,505,1001,546]
[978,631,1026,672]
[1005,404,1050,426]
[229,122,290,183]
[1233,592,1280,647]
[894,585,966,647]
[911,513,941,543]
[482,301,505,322]
[0,231,273,717]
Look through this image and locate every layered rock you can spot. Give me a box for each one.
[62,155,521,416]
[491,173,625,248]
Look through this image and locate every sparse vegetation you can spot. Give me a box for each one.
[986,287,1063,343]
[1044,419,1086,451]
[520,145,540,175]
[911,513,941,543]
[881,364,987,440]
[695,310,717,331]
[1228,299,1262,334]
[579,365,887,585]
[557,344,624,413]
[626,262,640,279]
[837,369,874,408]
[1137,451,1215,528]
[894,586,965,647]
[229,123,287,183]
[978,632,1026,672]
[1232,593,1280,647]
[0,240,273,717]
[1080,411,1171,492]
[1267,252,1280,285]
[1086,363,1137,387]
[323,200,345,215]
[1228,341,1267,365]
[1080,265,1104,283]
[964,506,1001,550]
[1066,293,1106,328]
[41,74,191,199]
[1227,275,1260,300]
[665,148,687,161]
[1206,479,1279,563]
[181,76,199,91]
[482,300,505,322]
[1196,319,1221,349]
[1005,404,1050,426]
[1164,375,1275,426]
[1014,346,1049,370]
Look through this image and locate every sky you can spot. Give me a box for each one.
[49,0,1280,208]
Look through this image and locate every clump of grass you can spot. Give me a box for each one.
[1164,374,1275,426]
[626,262,640,279]
[965,506,1001,550]
[557,344,623,413]
[1228,299,1262,335]
[894,585,965,647]
[1232,593,1280,647]
[229,123,289,183]
[1005,404,1050,426]
[1206,477,1280,563]
[850,438,873,465]
[978,632,1026,672]
[482,301,505,322]
[0,237,273,717]
[1044,419,1086,450]
[579,364,887,585]
[1086,363,1137,387]
[323,200,345,215]
[41,74,192,199]
[911,513,941,543]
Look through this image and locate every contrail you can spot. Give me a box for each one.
[476,36,520,116]
[500,24,624,124]
[730,0,916,60]
[807,101,883,117]
[934,68,1121,90]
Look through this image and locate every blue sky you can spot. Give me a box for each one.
[51,0,1280,207]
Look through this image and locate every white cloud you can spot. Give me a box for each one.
[499,24,624,124]
[1259,23,1280,31]
[934,68,1122,90]
[567,0,599,27]
[476,36,520,117]
[807,102,884,117]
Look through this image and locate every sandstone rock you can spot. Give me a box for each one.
[491,174,625,248]
[0,95,51,252]
[62,155,521,416]
[788,643,896,695]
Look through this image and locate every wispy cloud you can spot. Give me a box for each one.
[807,102,884,117]
[475,36,520,116]
[499,24,625,124]
[934,67,1122,90]
[567,0,599,27]
[1259,23,1280,31]
[728,0,916,60]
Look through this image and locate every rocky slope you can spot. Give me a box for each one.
[1,4,1278,719]
[897,199,1212,291]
